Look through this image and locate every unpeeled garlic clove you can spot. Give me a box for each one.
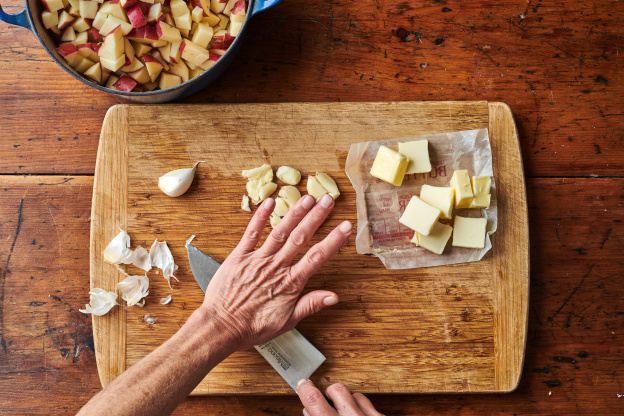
[158,161,204,197]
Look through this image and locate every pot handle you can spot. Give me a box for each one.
[0,3,30,28]
[251,0,282,16]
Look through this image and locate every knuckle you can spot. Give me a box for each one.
[306,247,326,264]
[302,388,325,406]
[326,382,349,396]
[270,227,288,244]
[244,229,261,241]
[289,230,308,248]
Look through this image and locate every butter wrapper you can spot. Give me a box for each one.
[345,128,497,269]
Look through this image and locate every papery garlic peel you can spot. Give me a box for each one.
[79,288,118,316]
[116,275,150,307]
[158,161,204,197]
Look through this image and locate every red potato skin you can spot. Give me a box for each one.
[211,33,234,48]
[145,24,158,40]
[84,18,93,27]
[113,75,138,91]
[142,54,161,64]
[127,26,145,40]
[230,0,244,14]
[41,0,52,12]
[127,5,147,28]
[89,27,102,41]
[58,17,75,30]
[56,43,78,56]
[190,0,207,15]
[208,51,220,62]
[179,40,186,55]
[110,0,120,4]
[138,2,151,15]
[91,42,102,53]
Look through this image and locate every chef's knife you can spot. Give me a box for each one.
[186,243,326,391]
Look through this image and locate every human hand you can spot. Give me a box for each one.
[297,380,384,416]
[200,193,352,350]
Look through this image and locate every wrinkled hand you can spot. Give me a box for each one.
[297,380,384,416]
[201,193,352,350]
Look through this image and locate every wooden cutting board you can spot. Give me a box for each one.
[90,101,528,395]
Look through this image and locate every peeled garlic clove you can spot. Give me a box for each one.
[306,176,328,201]
[102,230,131,265]
[316,172,340,199]
[158,161,204,197]
[276,166,301,185]
[241,195,251,212]
[117,275,150,307]
[279,186,301,207]
[79,288,118,316]
[273,197,290,217]
[242,164,273,182]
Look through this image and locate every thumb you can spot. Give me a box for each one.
[286,291,338,328]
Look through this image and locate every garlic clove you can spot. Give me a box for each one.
[270,212,281,228]
[158,161,204,197]
[306,176,328,201]
[79,288,118,316]
[273,197,290,217]
[102,230,131,265]
[242,164,273,182]
[276,166,301,185]
[315,172,340,199]
[279,186,301,207]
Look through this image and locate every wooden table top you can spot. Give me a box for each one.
[0,0,622,414]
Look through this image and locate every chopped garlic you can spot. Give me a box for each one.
[79,288,118,316]
[270,212,281,228]
[276,166,301,185]
[149,240,179,289]
[242,164,273,182]
[102,230,131,264]
[269,186,302,228]
[159,295,172,305]
[116,275,149,307]
[243,163,277,205]
[144,314,158,325]
[241,195,251,212]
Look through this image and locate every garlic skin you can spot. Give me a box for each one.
[276,166,301,185]
[121,245,152,271]
[102,230,131,265]
[116,275,149,307]
[79,288,118,316]
[160,295,172,305]
[158,161,204,197]
[149,240,179,289]
[144,314,158,325]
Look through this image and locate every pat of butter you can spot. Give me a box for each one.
[399,196,441,236]
[452,216,487,249]
[469,176,491,208]
[398,140,431,174]
[450,170,474,208]
[412,221,453,255]
[370,145,409,186]
[419,185,455,219]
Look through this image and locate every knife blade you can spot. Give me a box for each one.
[186,243,326,391]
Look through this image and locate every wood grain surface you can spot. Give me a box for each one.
[1,0,623,413]
[89,101,527,394]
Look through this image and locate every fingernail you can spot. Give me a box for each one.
[297,378,309,387]
[323,296,338,306]
[339,221,352,233]
[263,198,275,211]
[319,193,333,208]
[302,195,315,209]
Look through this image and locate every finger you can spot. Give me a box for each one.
[285,291,338,329]
[297,379,338,416]
[289,221,352,283]
[325,383,364,416]
[352,393,384,416]
[258,195,316,256]
[234,198,275,254]
[277,194,336,263]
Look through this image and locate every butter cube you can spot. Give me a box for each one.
[420,185,455,219]
[452,216,487,249]
[469,176,491,208]
[450,170,474,208]
[398,140,431,174]
[399,196,441,236]
[412,221,453,255]
[370,145,409,186]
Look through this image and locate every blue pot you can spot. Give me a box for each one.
[0,0,281,102]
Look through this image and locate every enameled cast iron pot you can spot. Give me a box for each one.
[0,0,280,102]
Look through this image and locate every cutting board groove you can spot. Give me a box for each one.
[90,101,528,394]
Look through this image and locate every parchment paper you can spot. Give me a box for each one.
[345,129,497,269]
